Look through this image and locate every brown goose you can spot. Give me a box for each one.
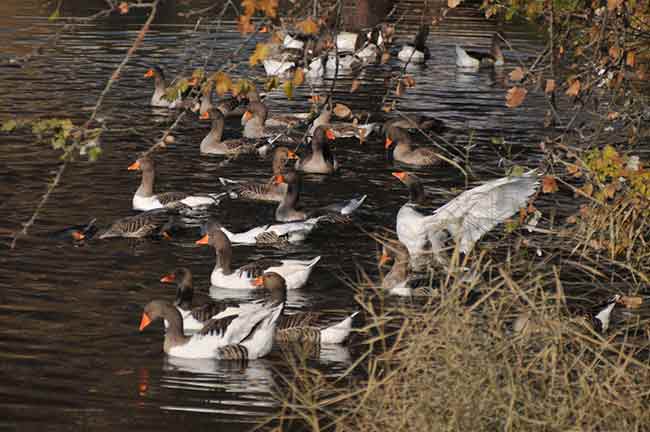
[253,272,357,344]
[199,108,260,155]
[144,66,198,108]
[295,126,338,174]
[385,127,441,167]
[220,146,299,202]
[98,209,175,239]
[139,299,283,359]
[241,101,291,139]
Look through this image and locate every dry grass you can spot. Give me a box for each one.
[259,209,650,431]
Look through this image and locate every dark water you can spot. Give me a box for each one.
[0,1,558,430]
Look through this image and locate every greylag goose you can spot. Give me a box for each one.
[253,272,357,344]
[296,126,338,174]
[199,108,260,155]
[456,33,504,68]
[385,127,441,167]
[144,66,198,108]
[128,156,223,211]
[195,221,320,290]
[392,171,538,265]
[139,299,282,359]
[397,25,430,64]
[273,171,367,223]
[98,209,175,239]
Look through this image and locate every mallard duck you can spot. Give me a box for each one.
[128,156,223,210]
[455,33,504,68]
[392,171,538,266]
[385,127,441,167]
[397,25,430,64]
[195,221,321,290]
[296,126,338,174]
[253,272,358,344]
[139,299,283,359]
[199,108,261,155]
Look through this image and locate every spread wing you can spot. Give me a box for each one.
[199,314,238,336]
[425,171,539,253]
[237,259,284,278]
[191,300,240,324]
[278,312,320,330]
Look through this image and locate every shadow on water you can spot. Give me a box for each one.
[0,1,558,429]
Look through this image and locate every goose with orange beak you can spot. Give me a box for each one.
[199,108,260,155]
[143,66,198,109]
[392,170,539,268]
[295,126,338,174]
[138,299,283,359]
[384,126,441,167]
[195,220,321,290]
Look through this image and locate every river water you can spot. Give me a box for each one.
[0,1,554,430]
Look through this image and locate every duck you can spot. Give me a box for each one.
[385,127,441,167]
[195,221,321,290]
[48,218,98,243]
[199,108,261,155]
[273,171,367,223]
[160,267,240,332]
[128,156,223,211]
[139,299,283,359]
[144,66,198,108]
[455,33,505,68]
[219,146,299,202]
[296,126,338,174]
[397,25,430,64]
[97,209,176,239]
[392,171,538,266]
[253,272,358,344]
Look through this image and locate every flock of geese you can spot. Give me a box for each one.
[49,19,620,361]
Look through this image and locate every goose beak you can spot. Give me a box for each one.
[195,234,209,245]
[379,253,391,267]
[252,276,264,287]
[259,26,268,33]
[144,69,154,78]
[242,110,253,124]
[273,175,285,185]
[325,129,336,140]
[160,273,176,283]
[384,137,393,149]
[128,161,141,171]
[286,150,299,160]
[392,171,406,181]
[71,231,85,241]
[200,111,210,120]
[139,312,152,331]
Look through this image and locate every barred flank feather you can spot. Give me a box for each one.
[218,344,249,360]
[255,231,290,247]
[276,327,321,344]
[278,312,320,330]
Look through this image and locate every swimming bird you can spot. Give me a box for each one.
[218,217,324,246]
[455,33,505,68]
[397,25,430,64]
[48,218,98,242]
[98,209,176,239]
[195,221,320,290]
[392,171,539,266]
[128,156,223,211]
[296,126,338,174]
[253,272,358,344]
[139,299,282,359]
[378,240,417,297]
[144,66,198,108]
[199,108,261,155]
[385,127,441,167]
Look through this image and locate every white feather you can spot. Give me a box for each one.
[455,45,480,68]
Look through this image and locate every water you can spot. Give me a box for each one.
[0,1,557,429]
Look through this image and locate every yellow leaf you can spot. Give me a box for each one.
[509,67,525,82]
[626,51,636,67]
[579,183,593,197]
[258,0,278,18]
[265,76,280,91]
[249,43,270,66]
[296,17,319,34]
[542,176,559,193]
[232,79,254,97]
[213,72,232,96]
[283,80,294,99]
[505,86,527,108]
[448,0,462,7]
[545,79,556,94]
[292,68,304,87]
[241,0,256,16]
[566,79,580,97]
[238,15,255,33]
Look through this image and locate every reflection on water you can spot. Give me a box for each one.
[0,1,551,430]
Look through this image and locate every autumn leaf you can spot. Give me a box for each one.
[626,51,636,67]
[381,52,391,64]
[258,0,278,18]
[238,15,255,33]
[545,79,556,94]
[542,176,559,193]
[607,111,619,120]
[241,0,256,16]
[350,79,361,93]
[448,0,462,7]
[213,72,232,96]
[505,86,527,108]
[265,76,280,91]
[566,79,580,97]
[607,0,622,11]
[283,80,294,99]
[509,67,525,82]
[619,295,643,309]
[333,103,352,119]
[579,183,593,197]
[603,183,617,199]
[609,46,621,61]
[566,163,581,177]
[118,2,129,14]
[292,68,304,87]
[249,43,270,66]
[403,76,416,88]
[231,79,254,97]
[296,17,319,34]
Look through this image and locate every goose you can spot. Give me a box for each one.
[160,267,240,332]
[392,171,538,266]
[296,126,338,174]
[139,299,283,359]
[307,104,380,140]
[241,101,291,139]
[219,146,299,202]
[195,221,320,290]
[455,33,505,68]
[144,66,198,108]
[98,209,176,239]
[48,218,97,242]
[383,115,446,135]
[128,156,223,211]
[397,25,430,64]
[218,217,324,246]
[385,127,441,167]
[273,171,367,223]
[199,108,261,155]
[378,241,415,297]
[325,53,363,74]
[336,31,365,53]
[253,272,358,344]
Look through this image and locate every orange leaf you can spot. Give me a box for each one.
[241,0,256,16]
[545,79,556,94]
[350,79,361,93]
[403,76,416,88]
[118,2,129,14]
[565,79,580,97]
[607,0,621,11]
[509,67,525,82]
[381,52,391,64]
[296,17,319,34]
[292,68,304,87]
[213,72,232,96]
[626,51,636,67]
[619,295,643,309]
[258,0,278,18]
[609,46,621,61]
[607,111,620,120]
[249,43,270,65]
[603,183,617,199]
[238,15,255,33]
[542,176,559,193]
[505,86,527,108]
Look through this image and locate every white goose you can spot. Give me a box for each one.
[397,25,430,64]
[219,218,323,245]
[139,299,283,360]
[392,171,539,265]
[196,221,321,290]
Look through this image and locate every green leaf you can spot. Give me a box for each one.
[88,146,102,162]
[49,7,60,21]
[283,80,294,99]
[1,119,17,132]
